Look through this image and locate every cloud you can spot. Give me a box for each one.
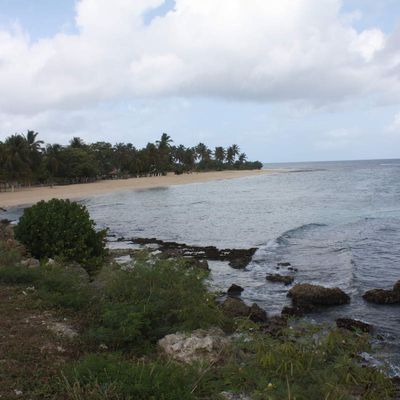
[386,111,400,134]
[0,0,398,120]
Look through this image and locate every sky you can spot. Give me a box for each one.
[0,1,399,162]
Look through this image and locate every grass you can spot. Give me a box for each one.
[0,239,396,399]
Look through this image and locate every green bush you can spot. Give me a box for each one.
[0,264,41,284]
[14,199,107,275]
[62,354,212,400]
[88,257,226,350]
[37,264,93,310]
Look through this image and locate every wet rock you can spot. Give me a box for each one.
[249,303,268,323]
[278,262,291,267]
[362,288,400,304]
[227,284,244,297]
[394,280,400,293]
[266,274,294,285]
[281,304,315,317]
[336,318,372,333]
[158,328,229,363]
[20,258,40,268]
[131,237,257,269]
[288,284,350,309]
[288,267,298,272]
[221,297,267,323]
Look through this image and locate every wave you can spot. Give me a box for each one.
[275,223,328,245]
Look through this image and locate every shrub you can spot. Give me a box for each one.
[0,241,23,268]
[88,257,226,350]
[37,264,93,310]
[14,199,107,275]
[0,264,41,284]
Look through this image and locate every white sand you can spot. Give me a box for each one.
[0,169,275,208]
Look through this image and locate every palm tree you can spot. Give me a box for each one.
[238,153,247,163]
[70,137,85,148]
[156,133,173,150]
[214,146,225,163]
[226,144,240,164]
[195,142,209,161]
[25,130,44,153]
[172,145,186,164]
[44,144,62,184]
[3,134,31,189]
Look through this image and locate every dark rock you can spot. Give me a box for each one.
[227,284,244,297]
[288,284,350,309]
[394,280,400,293]
[249,303,268,323]
[288,267,298,272]
[221,297,251,318]
[363,288,400,304]
[278,262,291,267]
[336,318,372,333]
[281,304,315,317]
[181,258,210,271]
[266,274,294,285]
[260,315,288,336]
[221,298,267,323]
[131,237,257,269]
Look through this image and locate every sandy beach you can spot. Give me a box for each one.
[0,169,273,208]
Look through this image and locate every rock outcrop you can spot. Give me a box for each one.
[287,284,350,312]
[227,284,244,296]
[158,328,229,363]
[221,297,267,323]
[131,237,257,269]
[336,318,372,333]
[363,281,400,305]
[266,274,294,285]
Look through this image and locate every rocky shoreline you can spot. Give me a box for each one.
[116,236,258,269]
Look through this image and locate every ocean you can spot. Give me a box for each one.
[3,159,400,375]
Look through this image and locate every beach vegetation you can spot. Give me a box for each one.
[0,131,262,189]
[14,199,107,274]
[0,229,395,399]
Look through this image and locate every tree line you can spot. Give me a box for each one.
[0,131,262,189]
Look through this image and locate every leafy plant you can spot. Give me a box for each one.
[88,257,226,350]
[14,199,107,275]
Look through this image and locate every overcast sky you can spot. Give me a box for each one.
[0,0,400,162]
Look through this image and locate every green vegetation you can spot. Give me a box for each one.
[88,257,225,350]
[15,199,107,274]
[0,131,263,188]
[62,354,209,400]
[0,219,396,399]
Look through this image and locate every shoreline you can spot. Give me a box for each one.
[0,169,275,208]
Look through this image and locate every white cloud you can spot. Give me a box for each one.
[0,0,398,120]
[386,111,400,134]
